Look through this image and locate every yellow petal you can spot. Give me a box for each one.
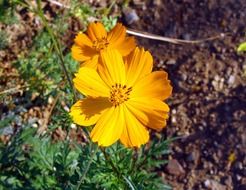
[125,47,153,86]
[131,71,172,100]
[107,23,135,56]
[120,104,149,148]
[74,33,93,47]
[126,98,169,131]
[98,49,126,86]
[90,105,124,147]
[80,55,99,69]
[73,67,109,97]
[71,44,97,62]
[70,98,111,126]
[87,22,107,41]
[107,23,126,47]
[115,36,136,56]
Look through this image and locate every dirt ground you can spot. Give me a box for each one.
[1,0,246,190]
[126,0,246,189]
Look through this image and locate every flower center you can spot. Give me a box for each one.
[109,84,132,107]
[92,37,109,51]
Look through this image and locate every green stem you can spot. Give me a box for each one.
[36,0,77,101]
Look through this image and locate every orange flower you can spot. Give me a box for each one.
[71,22,136,69]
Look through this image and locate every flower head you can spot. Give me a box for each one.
[70,48,172,148]
[71,22,136,69]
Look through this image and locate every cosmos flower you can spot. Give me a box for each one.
[71,22,136,69]
[70,48,172,147]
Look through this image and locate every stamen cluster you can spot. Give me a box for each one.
[92,37,109,51]
[109,84,132,106]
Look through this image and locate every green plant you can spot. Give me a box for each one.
[0,126,172,189]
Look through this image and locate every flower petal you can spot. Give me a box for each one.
[74,33,93,47]
[131,71,172,100]
[114,37,136,56]
[115,37,136,56]
[107,23,126,47]
[81,55,99,69]
[120,104,149,148]
[126,98,169,131]
[70,98,111,126]
[107,23,135,56]
[73,67,109,97]
[71,44,97,62]
[87,22,107,41]
[98,49,126,86]
[90,105,124,146]
[125,48,153,86]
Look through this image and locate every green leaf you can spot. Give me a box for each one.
[238,42,246,52]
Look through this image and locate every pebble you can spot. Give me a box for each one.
[166,159,185,176]
[228,75,235,85]
[204,179,226,190]
[123,8,139,25]
[171,116,177,124]
[157,60,164,68]
[166,59,176,65]
[236,174,242,181]
[32,123,38,128]
[71,123,77,129]
[187,150,200,165]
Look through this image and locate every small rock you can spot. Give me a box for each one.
[166,59,176,65]
[204,179,226,190]
[166,159,185,176]
[214,75,220,81]
[171,116,177,124]
[157,60,164,68]
[123,8,139,25]
[236,174,242,181]
[32,123,38,128]
[187,149,200,166]
[70,123,77,129]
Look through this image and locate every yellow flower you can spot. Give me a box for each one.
[70,48,172,148]
[71,22,136,69]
